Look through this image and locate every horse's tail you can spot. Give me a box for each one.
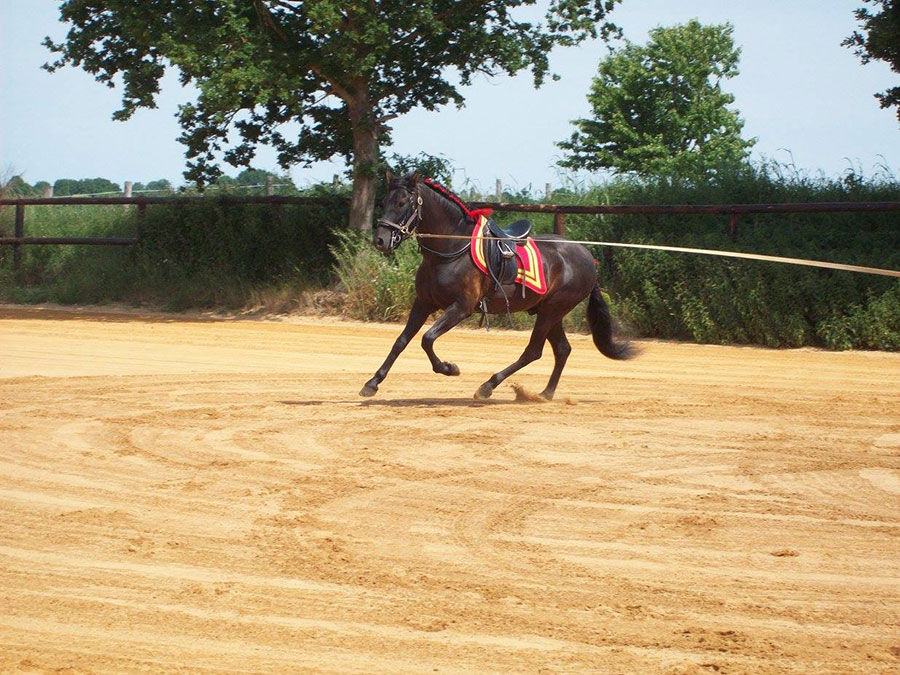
[587,284,638,360]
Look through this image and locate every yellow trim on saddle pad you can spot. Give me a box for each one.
[469,216,548,295]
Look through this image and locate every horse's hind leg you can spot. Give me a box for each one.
[540,322,572,401]
[474,313,558,400]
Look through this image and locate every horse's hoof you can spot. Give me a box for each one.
[474,383,493,400]
[359,383,378,397]
[437,362,460,376]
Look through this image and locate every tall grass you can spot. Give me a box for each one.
[331,231,420,322]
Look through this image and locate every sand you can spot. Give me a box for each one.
[1,305,898,673]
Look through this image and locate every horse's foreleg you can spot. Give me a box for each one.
[474,314,556,400]
[421,302,473,376]
[360,299,434,397]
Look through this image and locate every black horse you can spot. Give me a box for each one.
[360,172,636,400]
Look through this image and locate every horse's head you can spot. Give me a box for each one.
[373,171,422,253]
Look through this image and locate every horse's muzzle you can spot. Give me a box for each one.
[373,224,401,253]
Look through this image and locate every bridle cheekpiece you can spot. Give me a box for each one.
[376,184,423,249]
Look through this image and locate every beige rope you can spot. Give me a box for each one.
[415,233,900,278]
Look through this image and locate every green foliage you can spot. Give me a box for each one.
[133,179,174,193]
[331,231,420,321]
[0,198,349,308]
[45,1,621,229]
[137,200,344,283]
[8,175,129,197]
[385,153,455,188]
[215,168,294,191]
[843,0,900,123]
[4,176,41,197]
[53,177,122,196]
[0,204,139,302]
[566,163,900,349]
[558,20,755,181]
[817,282,900,350]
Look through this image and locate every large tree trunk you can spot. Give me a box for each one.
[347,92,379,232]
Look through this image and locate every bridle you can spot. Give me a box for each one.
[376,181,471,259]
[376,185,423,250]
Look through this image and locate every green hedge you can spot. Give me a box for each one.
[0,197,349,309]
[2,167,898,351]
[567,169,900,349]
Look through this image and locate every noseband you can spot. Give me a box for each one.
[376,186,423,249]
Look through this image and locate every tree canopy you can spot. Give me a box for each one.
[557,19,755,182]
[53,177,123,196]
[133,179,175,193]
[844,0,900,123]
[45,0,621,229]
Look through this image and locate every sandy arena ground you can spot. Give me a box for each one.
[1,304,899,674]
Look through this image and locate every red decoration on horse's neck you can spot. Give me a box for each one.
[423,177,493,222]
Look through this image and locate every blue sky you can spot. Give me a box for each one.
[1,0,898,194]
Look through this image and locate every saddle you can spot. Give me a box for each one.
[484,218,534,286]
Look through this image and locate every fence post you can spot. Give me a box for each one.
[42,185,53,198]
[495,179,502,202]
[729,214,739,241]
[124,181,133,198]
[265,175,274,196]
[13,204,24,273]
[136,202,146,247]
[545,183,552,201]
[553,211,566,236]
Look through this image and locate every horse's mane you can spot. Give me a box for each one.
[421,177,493,223]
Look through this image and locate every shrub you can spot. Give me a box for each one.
[331,231,420,321]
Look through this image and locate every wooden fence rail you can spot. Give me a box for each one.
[2,196,899,273]
[0,196,344,272]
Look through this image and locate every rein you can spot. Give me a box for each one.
[416,216,471,259]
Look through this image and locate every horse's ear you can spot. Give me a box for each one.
[410,171,420,186]
[384,168,395,185]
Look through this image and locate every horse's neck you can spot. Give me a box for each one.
[420,189,470,237]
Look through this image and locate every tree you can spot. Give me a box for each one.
[45,0,621,230]
[52,177,122,196]
[4,176,38,197]
[843,0,900,123]
[145,179,174,192]
[133,179,174,192]
[387,152,455,187]
[557,20,755,181]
